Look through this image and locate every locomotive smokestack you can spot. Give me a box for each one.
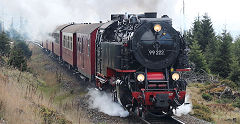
[144,12,157,18]
[124,12,128,20]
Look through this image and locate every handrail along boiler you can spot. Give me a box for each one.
[95,12,190,116]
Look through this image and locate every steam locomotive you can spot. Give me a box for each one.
[42,12,190,117]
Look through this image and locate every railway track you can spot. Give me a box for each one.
[140,115,185,124]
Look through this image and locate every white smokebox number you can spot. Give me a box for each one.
[148,50,165,55]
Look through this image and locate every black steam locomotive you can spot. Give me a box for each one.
[95,12,190,117]
[43,12,189,118]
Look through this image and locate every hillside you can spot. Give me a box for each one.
[187,83,240,123]
[0,44,90,124]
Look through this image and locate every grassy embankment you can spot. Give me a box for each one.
[187,82,240,124]
[0,44,89,124]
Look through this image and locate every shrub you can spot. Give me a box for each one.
[193,109,213,122]
[205,83,218,90]
[39,105,71,124]
[216,98,232,104]
[192,100,213,122]
[232,99,240,108]
[8,46,27,71]
[0,57,6,66]
[15,41,32,59]
[0,100,5,119]
[221,80,237,90]
[192,102,211,113]
[202,93,213,101]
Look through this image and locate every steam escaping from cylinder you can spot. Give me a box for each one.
[174,94,192,116]
[87,88,129,117]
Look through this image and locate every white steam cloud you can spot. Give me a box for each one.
[174,94,192,116]
[0,0,182,41]
[87,88,129,117]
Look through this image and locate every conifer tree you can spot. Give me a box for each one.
[210,30,232,78]
[233,36,240,64]
[189,14,216,68]
[189,40,208,72]
[206,37,220,71]
[183,30,193,47]
[0,32,11,56]
[192,16,202,42]
[15,41,32,59]
[8,46,27,71]
[229,57,240,85]
[199,13,215,52]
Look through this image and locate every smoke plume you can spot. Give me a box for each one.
[87,88,129,117]
[0,0,180,41]
[174,94,192,116]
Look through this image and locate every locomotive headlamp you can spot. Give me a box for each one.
[154,24,161,32]
[137,74,145,82]
[172,72,180,81]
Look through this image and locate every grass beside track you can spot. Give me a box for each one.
[187,83,240,124]
[0,44,90,124]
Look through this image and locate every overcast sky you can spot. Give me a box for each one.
[180,0,240,38]
[0,0,239,40]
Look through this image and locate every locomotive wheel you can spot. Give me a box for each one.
[167,110,173,116]
[112,89,118,102]
[134,106,144,118]
[166,106,174,116]
[116,80,132,108]
[96,80,103,90]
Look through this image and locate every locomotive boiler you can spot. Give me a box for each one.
[95,12,190,117]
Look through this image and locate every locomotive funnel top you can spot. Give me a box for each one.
[111,12,157,20]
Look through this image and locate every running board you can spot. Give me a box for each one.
[95,76,107,83]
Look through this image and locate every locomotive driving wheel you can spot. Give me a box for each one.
[134,103,147,119]
[95,79,103,90]
[166,107,174,116]
[112,89,118,102]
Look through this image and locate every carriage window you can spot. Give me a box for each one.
[62,36,65,46]
[68,41,70,49]
[63,36,66,47]
[77,38,79,51]
[79,37,81,53]
[78,37,80,52]
[54,33,60,44]
[78,38,80,52]
[88,38,90,56]
[64,35,68,48]
[81,37,84,53]
[63,36,65,47]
